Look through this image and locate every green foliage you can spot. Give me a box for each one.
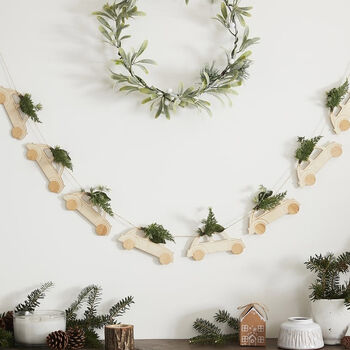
[94,0,259,118]
[141,223,174,244]
[295,136,322,164]
[19,93,42,123]
[305,252,350,309]
[253,185,286,211]
[50,146,73,171]
[0,328,14,348]
[82,186,114,217]
[66,285,134,348]
[15,281,54,313]
[197,208,225,237]
[189,309,239,345]
[326,79,349,112]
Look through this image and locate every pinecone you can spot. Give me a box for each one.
[0,312,13,332]
[47,330,69,350]
[67,327,86,350]
[342,336,350,349]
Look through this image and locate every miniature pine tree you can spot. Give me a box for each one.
[295,136,322,164]
[19,93,42,123]
[82,186,114,217]
[197,208,225,237]
[326,79,349,112]
[253,185,286,211]
[50,146,73,171]
[141,223,174,244]
[189,310,239,345]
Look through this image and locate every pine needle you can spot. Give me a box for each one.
[295,136,322,164]
[141,223,174,243]
[82,186,114,217]
[0,328,14,348]
[50,146,73,170]
[326,79,349,111]
[19,93,42,123]
[197,208,225,237]
[253,185,286,211]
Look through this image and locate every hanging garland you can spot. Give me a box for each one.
[93,0,259,118]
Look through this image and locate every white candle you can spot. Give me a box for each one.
[14,310,66,346]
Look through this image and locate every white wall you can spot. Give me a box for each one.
[0,0,350,339]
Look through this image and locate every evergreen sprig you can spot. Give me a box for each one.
[305,252,350,309]
[66,285,134,348]
[14,281,54,313]
[19,93,42,123]
[253,185,286,211]
[141,223,174,244]
[82,186,114,217]
[326,79,349,112]
[197,208,225,237]
[94,0,259,119]
[0,328,14,348]
[50,146,73,171]
[189,310,239,345]
[295,136,322,164]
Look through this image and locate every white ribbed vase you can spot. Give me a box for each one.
[311,299,350,345]
[278,317,324,350]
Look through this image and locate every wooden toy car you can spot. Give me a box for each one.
[26,143,64,193]
[0,86,28,139]
[187,231,245,261]
[330,97,350,134]
[248,199,300,235]
[64,192,111,236]
[119,228,174,265]
[297,142,342,187]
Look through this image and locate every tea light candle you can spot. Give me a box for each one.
[14,310,66,346]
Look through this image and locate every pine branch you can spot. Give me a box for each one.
[50,146,73,171]
[108,296,134,322]
[15,281,54,313]
[0,328,14,348]
[83,286,102,323]
[82,186,114,217]
[193,318,221,336]
[19,93,42,123]
[253,185,286,211]
[197,208,225,237]
[84,329,103,348]
[326,79,349,112]
[214,310,239,330]
[295,136,322,164]
[141,223,174,244]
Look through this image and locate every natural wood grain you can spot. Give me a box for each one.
[105,324,134,350]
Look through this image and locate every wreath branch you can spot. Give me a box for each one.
[94,0,259,119]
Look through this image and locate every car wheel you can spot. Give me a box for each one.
[232,243,244,254]
[288,202,299,214]
[331,145,342,158]
[96,224,108,236]
[0,93,5,104]
[159,253,172,265]
[339,119,350,132]
[26,149,38,161]
[123,239,135,250]
[193,249,205,261]
[254,223,266,234]
[66,199,78,210]
[304,173,316,186]
[11,127,23,139]
[48,180,61,193]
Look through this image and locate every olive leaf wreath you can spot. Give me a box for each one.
[93,0,259,119]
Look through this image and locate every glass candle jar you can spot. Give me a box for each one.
[14,310,66,347]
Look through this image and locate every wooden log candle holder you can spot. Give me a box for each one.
[105,324,134,350]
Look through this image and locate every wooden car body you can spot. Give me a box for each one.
[26,143,64,193]
[63,192,111,236]
[0,86,28,139]
[330,97,350,134]
[248,199,300,235]
[297,142,342,187]
[119,228,174,265]
[187,231,245,261]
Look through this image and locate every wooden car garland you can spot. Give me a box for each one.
[64,191,112,236]
[330,96,350,134]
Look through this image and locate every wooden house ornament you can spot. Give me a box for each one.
[64,192,112,236]
[248,199,300,235]
[296,142,342,187]
[0,86,28,139]
[26,143,65,193]
[330,96,350,134]
[239,303,267,347]
[119,228,174,265]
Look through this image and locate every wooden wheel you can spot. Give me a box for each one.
[255,223,266,235]
[159,253,172,265]
[339,119,350,132]
[96,224,108,236]
[66,199,78,210]
[288,203,300,214]
[232,243,244,254]
[26,149,38,161]
[331,145,342,158]
[11,127,23,139]
[48,180,60,193]
[122,239,135,250]
[304,173,316,186]
[193,249,205,261]
[0,93,5,104]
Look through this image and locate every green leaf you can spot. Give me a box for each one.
[221,2,227,20]
[137,59,157,65]
[97,16,112,31]
[137,40,148,57]
[155,98,164,118]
